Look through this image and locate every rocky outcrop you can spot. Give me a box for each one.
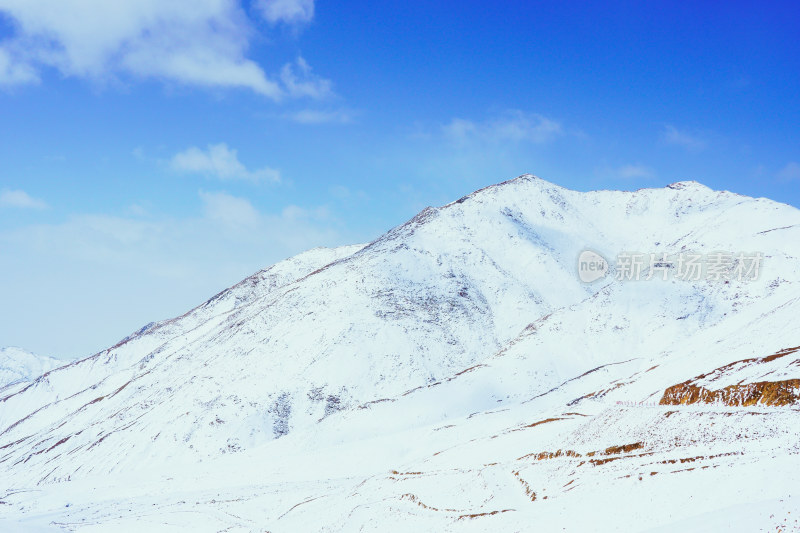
[659,346,800,407]
[660,379,800,407]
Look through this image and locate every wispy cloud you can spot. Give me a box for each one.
[662,125,707,151]
[442,110,563,145]
[329,185,368,202]
[0,189,48,209]
[256,0,314,25]
[0,188,344,357]
[0,0,328,99]
[0,47,39,86]
[615,164,655,180]
[777,161,800,182]
[170,143,281,183]
[3,191,336,269]
[284,108,353,124]
[199,191,261,228]
[280,57,333,99]
[281,204,332,221]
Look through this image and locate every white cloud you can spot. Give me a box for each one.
[199,190,261,228]
[443,111,563,145]
[0,190,345,357]
[616,164,655,180]
[0,46,39,86]
[256,0,314,25]
[280,57,332,99]
[170,143,281,183]
[777,161,800,182]
[281,203,331,221]
[0,189,48,209]
[0,0,328,98]
[442,118,479,140]
[3,192,335,267]
[329,184,368,202]
[127,203,149,216]
[284,108,353,124]
[662,125,707,151]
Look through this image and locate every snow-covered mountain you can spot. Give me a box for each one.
[1,175,799,531]
[0,347,62,389]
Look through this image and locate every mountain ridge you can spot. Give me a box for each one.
[1,175,799,531]
[0,347,62,390]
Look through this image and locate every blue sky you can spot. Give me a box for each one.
[1,0,798,358]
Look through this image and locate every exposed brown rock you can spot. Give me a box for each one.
[660,379,800,406]
[603,442,644,455]
[659,345,800,406]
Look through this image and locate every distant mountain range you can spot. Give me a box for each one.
[0,347,62,389]
[1,175,798,531]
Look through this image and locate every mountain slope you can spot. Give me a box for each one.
[1,175,799,531]
[0,347,62,389]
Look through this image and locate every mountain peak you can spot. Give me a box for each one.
[2,175,800,530]
[444,173,561,207]
[666,180,712,191]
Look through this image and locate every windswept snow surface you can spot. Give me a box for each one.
[1,175,799,531]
